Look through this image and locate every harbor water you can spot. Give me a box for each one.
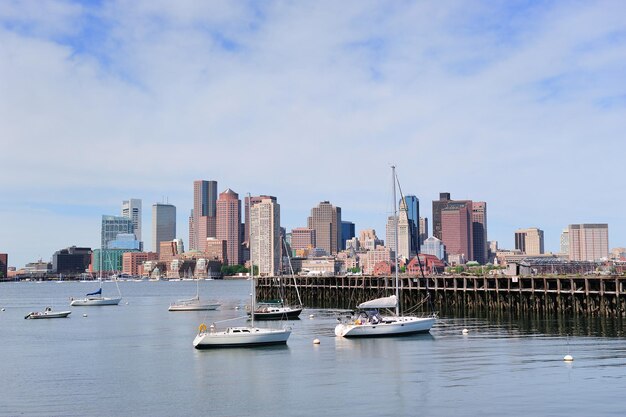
[1,280,625,417]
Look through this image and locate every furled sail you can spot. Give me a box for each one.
[357,295,397,309]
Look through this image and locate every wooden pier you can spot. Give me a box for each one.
[257,274,626,317]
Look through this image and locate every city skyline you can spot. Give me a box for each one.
[2,2,626,267]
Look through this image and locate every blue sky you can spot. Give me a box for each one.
[1,1,626,268]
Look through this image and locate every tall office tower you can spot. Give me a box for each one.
[307,201,342,255]
[152,203,176,254]
[560,228,570,255]
[101,215,134,249]
[250,197,281,276]
[190,180,218,251]
[341,221,355,250]
[216,189,242,266]
[291,227,316,251]
[568,224,609,261]
[244,195,277,245]
[402,195,420,254]
[121,198,142,241]
[472,202,488,264]
[419,217,428,246]
[514,227,544,256]
[432,192,451,240]
[385,215,397,255]
[440,202,473,262]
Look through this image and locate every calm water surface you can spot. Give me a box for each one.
[1,280,625,417]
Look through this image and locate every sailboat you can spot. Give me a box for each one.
[247,238,303,320]
[193,195,291,349]
[70,249,122,306]
[169,277,220,311]
[335,166,436,338]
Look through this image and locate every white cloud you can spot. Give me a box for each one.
[2,1,626,266]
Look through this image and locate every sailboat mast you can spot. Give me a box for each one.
[392,165,400,317]
[249,192,255,328]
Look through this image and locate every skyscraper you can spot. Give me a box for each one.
[568,224,609,261]
[291,228,316,251]
[341,221,355,250]
[441,202,473,262]
[560,228,570,255]
[190,180,218,251]
[432,192,451,240]
[387,200,412,260]
[514,227,544,256]
[403,195,420,254]
[244,195,276,245]
[216,189,242,265]
[152,203,176,254]
[472,202,488,264]
[250,197,281,276]
[419,217,428,246]
[307,201,342,255]
[101,215,134,249]
[121,198,142,241]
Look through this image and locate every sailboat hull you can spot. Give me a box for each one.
[169,303,220,311]
[193,327,291,349]
[70,297,121,306]
[335,316,435,338]
[248,307,303,320]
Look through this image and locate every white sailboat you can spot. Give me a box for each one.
[247,239,303,320]
[193,194,291,349]
[335,166,436,338]
[70,249,122,306]
[169,277,220,311]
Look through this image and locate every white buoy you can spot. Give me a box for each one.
[1,308,5,312]
[313,338,320,345]
[83,313,88,317]
[309,314,315,319]
[235,306,240,310]
[126,302,129,305]
[462,328,469,334]
[564,354,574,362]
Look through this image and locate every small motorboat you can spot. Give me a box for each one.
[25,306,72,319]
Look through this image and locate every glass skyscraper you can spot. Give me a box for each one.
[402,195,420,254]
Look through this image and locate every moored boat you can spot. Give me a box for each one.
[25,306,72,319]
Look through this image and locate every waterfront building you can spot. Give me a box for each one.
[419,217,428,247]
[291,227,316,251]
[92,249,138,273]
[216,189,242,265]
[560,229,570,255]
[420,236,445,260]
[121,198,142,241]
[159,240,181,263]
[101,215,134,249]
[190,180,218,251]
[472,202,488,264]
[403,195,420,254]
[341,221,355,250]
[52,246,92,275]
[307,201,342,255]
[362,246,393,275]
[441,202,473,263]
[568,224,609,261]
[0,253,8,280]
[205,238,227,263]
[24,260,52,275]
[152,203,176,254]
[345,237,359,252]
[250,197,281,276]
[122,251,158,276]
[514,228,545,256]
